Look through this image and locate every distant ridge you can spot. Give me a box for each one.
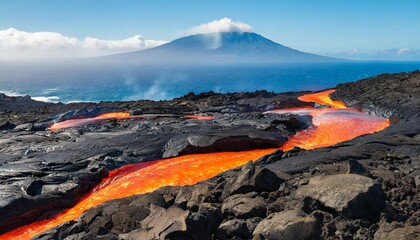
[105,32,342,64]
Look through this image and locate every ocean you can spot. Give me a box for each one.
[1,61,419,103]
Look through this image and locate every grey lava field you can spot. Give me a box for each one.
[0,71,419,239]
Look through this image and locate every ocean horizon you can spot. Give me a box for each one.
[1,61,420,103]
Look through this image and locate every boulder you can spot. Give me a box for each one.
[216,219,251,239]
[119,203,222,240]
[374,225,420,240]
[186,184,214,211]
[246,217,263,234]
[252,167,283,192]
[225,161,256,196]
[253,210,319,240]
[223,161,284,197]
[221,192,267,219]
[295,174,385,220]
[119,205,190,240]
[174,186,193,208]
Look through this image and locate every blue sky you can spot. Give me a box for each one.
[1,0,419,59]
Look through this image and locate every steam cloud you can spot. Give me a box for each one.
[1,18,254,59]
[187,17,253,35]
[122,73,187,101]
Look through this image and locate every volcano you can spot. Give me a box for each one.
[105,32,341,64]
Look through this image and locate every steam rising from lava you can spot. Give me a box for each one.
[1,89,390,240]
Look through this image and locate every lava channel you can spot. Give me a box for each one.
[0,149,276,240]
[48,112,136,131]
[1,89,390,239]
[264,89,390,150]
[49,112,215,131]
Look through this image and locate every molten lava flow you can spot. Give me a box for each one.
[183,115,215,120]
[48,112,215,131]
[1,149,275,240]
[95,112,131,119]
[48,112,139,131]
[298,89,347,108]
[270,108,390,151]
[3,89,390,239]
[265,89,390,151]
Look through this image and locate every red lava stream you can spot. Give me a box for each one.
[1,89,390,239]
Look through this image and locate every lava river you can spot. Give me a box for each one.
[264,89,390,151]
[49,112,215,131]
[1,89,390,239]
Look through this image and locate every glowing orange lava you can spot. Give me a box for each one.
[0,149,275,240]
[264,89,390,150]
[48,112,140,131]
[298,89,347,108]
[48,112,214,131]
[2,89,390,239]
[95,112,131,119]
[270,108,390,151]
[183,115,215,120]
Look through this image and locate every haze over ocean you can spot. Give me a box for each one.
[1,62,419,103]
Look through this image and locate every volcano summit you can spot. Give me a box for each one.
[105,32,340,64]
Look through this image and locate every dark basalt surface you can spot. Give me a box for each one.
[0,71,419,239]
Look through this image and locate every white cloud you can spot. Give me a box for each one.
[0,28,167,59]
[187,17,253,35]
[82,35,166,50]
[397,48,410,55]
[0,28,78,49]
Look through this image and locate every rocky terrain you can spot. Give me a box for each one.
[0,71,419,239]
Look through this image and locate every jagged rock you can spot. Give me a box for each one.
[224,161,256,196]
[14,123,34,131]
[252,168,283,192]
[186,184,214,211]
[119,205,190,240]
[223,161,284,197]
[216,219,251,239]
[119,203,222,240]
[347,159,372,177]
[295,174,386,220]
[162,129,285,158]
[246,217,263,234]
[221,192,267,219]
[193,203,224,236]
[174,186,193,208]
[255,149,283,165]
[374,224,420,240]
[253,210,319,240]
